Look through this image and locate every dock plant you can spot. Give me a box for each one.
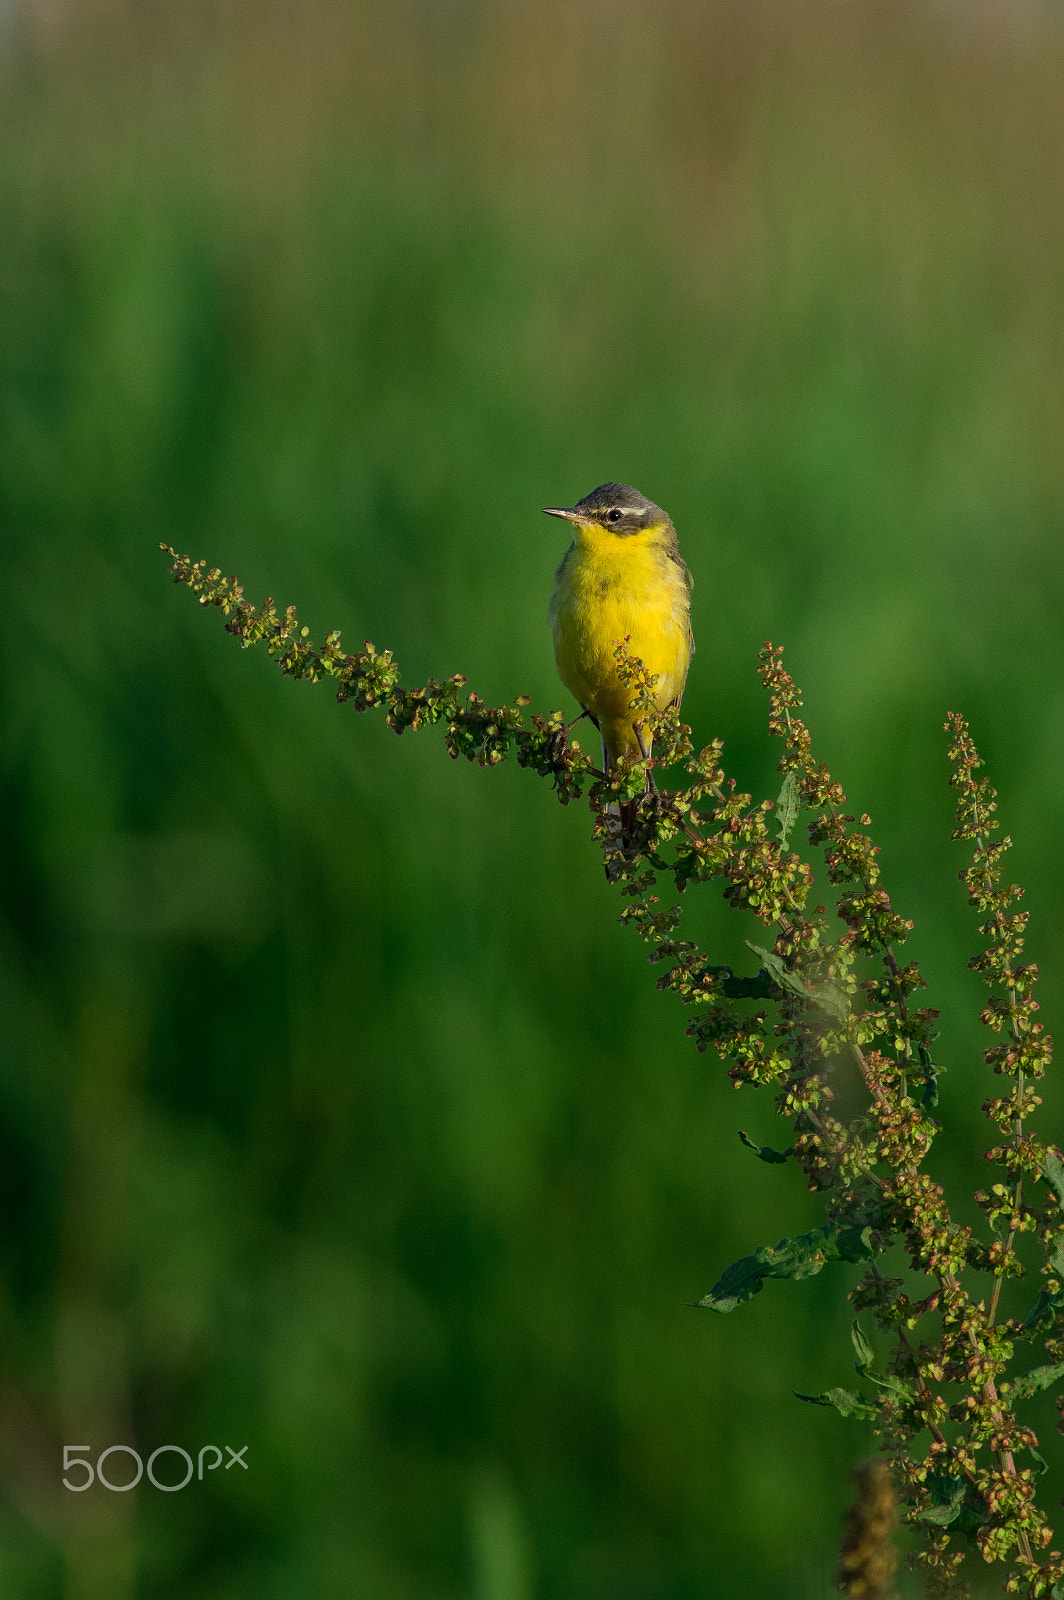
[163,545,1064,1598]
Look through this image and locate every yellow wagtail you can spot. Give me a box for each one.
[544,482,694,832]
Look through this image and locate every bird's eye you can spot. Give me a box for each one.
[606,508,622,523]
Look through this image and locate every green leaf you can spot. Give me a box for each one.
[850,1320,875,1372]
[1005,1360,1064,1402]
[744,943,850,1022]
[846,1320,914,1403]
[812,979,851,1024]
[915,1045,941,1110]
[698,1222,876,1313]
[745,943,808,1001]
[704,964,779,1001]
[921,1473,989,1535]
[1020,1286,1064,1335]
[836,1225,877,1262]
[794,1387,878,1420]
[919,1062,940,1111]
[866,1371,915,1403]
[1045,1149,1064,1210]
[738,1130,793,1165]
[915,1486,965,1527]
[774,770,799,851]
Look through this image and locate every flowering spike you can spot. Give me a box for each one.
[165,554,1064,1596]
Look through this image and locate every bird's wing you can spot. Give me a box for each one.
[667,545,693,592]
[666,546,695,656]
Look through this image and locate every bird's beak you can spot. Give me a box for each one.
[542,506,590,525]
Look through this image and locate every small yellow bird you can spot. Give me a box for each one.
[544,482,694,804]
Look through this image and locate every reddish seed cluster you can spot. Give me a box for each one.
[166,550,1064,1599]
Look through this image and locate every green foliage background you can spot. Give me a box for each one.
[3,3,1064,1595]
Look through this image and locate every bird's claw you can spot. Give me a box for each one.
[545,727,569,767]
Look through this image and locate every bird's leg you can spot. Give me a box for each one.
[629,723,664,847]
[633,724,661,799]
[546,708,590,766]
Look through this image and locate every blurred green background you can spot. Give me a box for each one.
[3,1,1064,1595]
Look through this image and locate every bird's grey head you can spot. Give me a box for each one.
[541,482,670,536]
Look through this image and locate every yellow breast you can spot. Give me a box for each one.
[549,524,692,764]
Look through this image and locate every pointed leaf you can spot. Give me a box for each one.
[919,1063,940,1111]
[774,770,799,851]
[1045,1150,1064,1201]
[1045,1149,1064,1209]
[746,942,808,1001]
[744,944,849,1022]
[1005,1361,1064,1402]
[1021,1287,1064,1335]
[850,1320,875,1373]
[698,1222,876,1313]
[837,1224,877,1263]
[847,1320,914,1402]
[865,1371,916,1403]
[738,1130,793,1165]
[1036,1152,1062,1203]
[812,979,851,1024]
[915,1487,965,1528]
[702,964,780,1000]
[794,1387,878,1420]
[922,1473,989,1534]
